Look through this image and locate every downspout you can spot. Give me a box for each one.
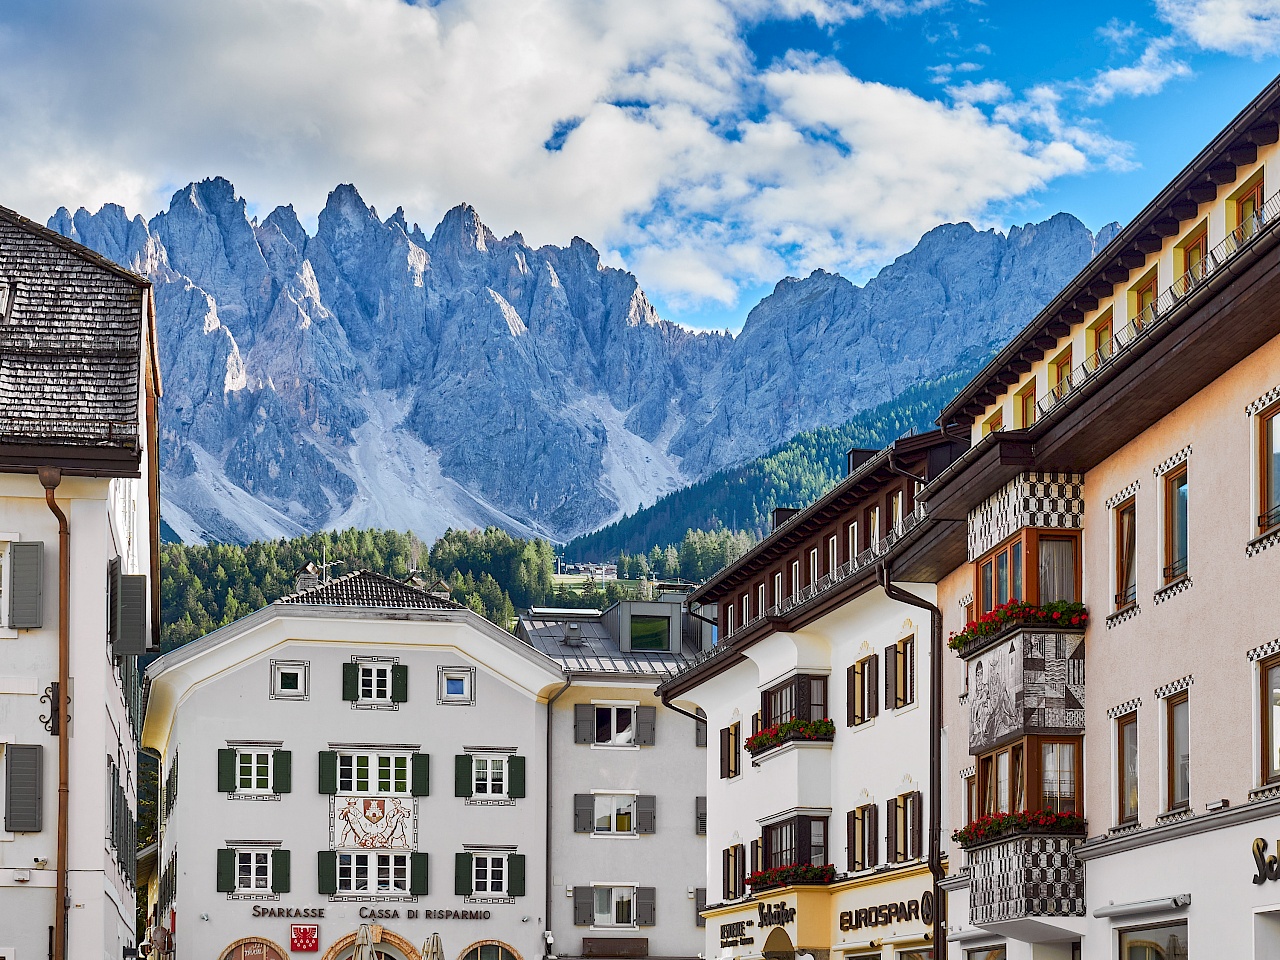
[545,676,573,960]
[877,563,945,958]
[39,466,70,960]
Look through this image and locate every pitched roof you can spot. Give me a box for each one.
[0,203,150,455]
[518,613,697,679]
[277,570,462,609]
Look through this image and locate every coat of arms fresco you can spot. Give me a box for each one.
[333,795,415,849]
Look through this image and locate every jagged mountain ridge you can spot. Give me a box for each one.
[50,178,1116,543]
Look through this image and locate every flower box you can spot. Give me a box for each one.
[948,601,1088,657]
[745,718,835,755]
[952,809,1086,849]
[746,863,836,891]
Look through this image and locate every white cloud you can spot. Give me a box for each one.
[1087,37,1191,104]
[947,80,1012,105]
[1156,0,1280,56]
[0,0,1113,321]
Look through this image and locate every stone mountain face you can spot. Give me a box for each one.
[50,178,1114,544]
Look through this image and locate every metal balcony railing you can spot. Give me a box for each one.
[1038,189,1280,421]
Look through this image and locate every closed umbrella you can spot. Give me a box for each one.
[352,924,378,960]
[420,932,446,960]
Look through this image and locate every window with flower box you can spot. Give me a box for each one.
[975,736,1081,818]
[761,675,828,727]
[975,530,1080,615]
[763,815,827,868]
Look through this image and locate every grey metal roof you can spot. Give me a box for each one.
[0,204,148,450]
[518,615,697,678]
[278,570,462,609]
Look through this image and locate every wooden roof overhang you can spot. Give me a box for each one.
[939,76,1280,427]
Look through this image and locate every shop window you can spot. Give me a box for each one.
[761,674,828,727]
[1258,401,1280,535]
[1166,692,1189,811]
[463,945,519,960]
[1118,921,1187,960]
[1163,467,1188,583]
[975,736,1081,816]
[1115,499,1137,609]
[1117,712,1139,825]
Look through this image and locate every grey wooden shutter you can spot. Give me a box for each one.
[454,755,473,798]
[216,848,236,892]
[695,796,707,835]
[116,574,147,655]
[695,887,707,927]
[636,886,656,926]
[271,849,291,893]
[846,809,857,871]
[573,885,594,924]
[695,709,707,747]
[454,852,473,895]
[884,645,898,710]
[217,749,237,793]
[411,753,430,796]
[317,850,337,895]
[868,655,880,718]
[4,744,42,832]
[866,803,879,868]
[635,706,656,745]
[885,797,897,863]
[909,791,923,859]
[573,794,594,833]
[508,756,526,798]
[9,542,43,629]
[317,751,338,795]
[272,750,291,794]
[574,703,594,743]
[719,728,730,779]
[636,795,656,834]
[107,557,120,648]
[507,853,526,896]
[341,663,359,701]
[411,852,429,895]
[391,664,409,703]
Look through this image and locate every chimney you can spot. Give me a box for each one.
[771,507,800,532]
[294,562,322,594]
[563,622,584,647]
[847,448,877,476]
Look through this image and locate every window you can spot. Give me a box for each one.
[847,655,879,726]
[886,792,921,863]
[1182,224,1208,280]
[596,704,635,746]
[757,583,765,617]
[1163,466,1188,583]
[237,849,271,891]
[976,531,1076,613]
[438,666,475,704]
[362,664,391,701]
[1133,270,1158,326]
[886,637,914,709]
[725,605,734,637]
[1116,499,1137,609]
[1119,921,1187,960]
[847,521,858,560]
[828,535,838,573]
[473,755,506,797]
[790,560,800,596]
[338,852,409,893]
[975,736,1080,816]
[1018,383,1037,428]
[631,615,669,651]
[979,742,1024,815]
[723,844,746,899]
[719,723,741,779]
[976,539,1022,613]
[1166,692,1189,812]
[271,660,309,700]
[762,674,829,726]
[1090,310,1114,359]
[809,548,819,584]
[595,885,635,927]
[982,408,1004,437]
[1118,711,1139,824]
[464,945,519,960]
[848,804,877,871]
[238,751,272,792]
[764,816,827,867]
[473,854,505,895]
[867,506,881,544]
[1237,176,1265,241]
[1263,654,1280,785]
[773,572,782,606]
[1259,402,1280,534]
[1041,740,1078,814]
[1038,536,1076,604]
[890,490,904,527]
[741,594,750,626]
[964,775,977,824]
[594,794,636,834]
[1050,347,1073,389]
[338,752,409,795]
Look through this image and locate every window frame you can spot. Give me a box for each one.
[236,750,273,794]
[592,793,638,835]
[1181,222,1208,280]
[337,750,411,796]
[1258,400,1280,536]
[1262,653,1280,786]
[974,529,1080,615]
[763,815,828,869]
[1132,268,1158,324]
[849,655,878,727]
[982,407,1003,437]
[438,665,475,705]
[828,535,838,574]
[1115,497,1138,610]
[867,506,881,545]
[472,754,508,799]
[270,660,309,700]
[472,853,507,896]
[594,703,638,747]
[847,521,859,560]
[773,572,782,608]
[757,583,766,618]
[721,722,742,780]
[236,848,272,892]
[849,804,877,872]
[790,560,800,596]
[1050,347,1073,388]
[1117,711,1139,825]
[1163,465,1189,584]
[1017,383,1036,429]
[1165,691,1189,812]
[337,851,410,894]
[761,674,829,727]
[359,662,393,704]
[1089,309,1114,359]
[593,884,637,928]
[889,636,915,710]
[975,735,1082,816]
[808,548,819,585]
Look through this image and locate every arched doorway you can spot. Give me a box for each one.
[220,939,289,960]
[457,941,524,960]
[320,930,422,960]
[762,927,795,960]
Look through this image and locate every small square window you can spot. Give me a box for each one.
[270,660,309,700]
[438,665,476,705]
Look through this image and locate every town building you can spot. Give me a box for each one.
[0,206,160,960]
[656,433,967,960]
[922,75,1280,959]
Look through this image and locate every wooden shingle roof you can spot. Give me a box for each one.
[278,570,462,609]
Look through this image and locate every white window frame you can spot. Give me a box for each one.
[726,605,734,637]
[236,848,272,892]
[0,536,17,637]
[236,750,273,793]
[757,583,765,617]
[359,662,393,704]
[592,702,639,748]
[848,522,858,560]
[869,507,881,543]
[592,791,639,836]
[438,665,476,705]
[790,560,800,596]
[741,593,749,625]
[337,751,411,796]
[809,548,819,583]
[828,535,837,573]
[772,572,782,607]
[592,883,638,928]
[473,754,508,798]
[270,660,309,700]
[337,851,410,894]
[473,853,507,896]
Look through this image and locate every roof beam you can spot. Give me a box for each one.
[1031,334,1058,351]
[1118,249,1149,270]
[1102,264,1131,284]
[1228,142,1259,165]
[1134,234,1164,254]
[1008,358,1033,375]
[1045,320,1072,338]
[1206,162,1238,185]
[1073,294,1099,313]
[1151,217,1181,237]
[1186,182,1218,203]
[1088,279,1114,300]
[1247,121,1280,146]
[1020,346,1045,363]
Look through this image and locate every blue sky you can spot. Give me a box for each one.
[1,0,1278,332]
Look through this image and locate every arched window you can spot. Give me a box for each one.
[463,945,518,960]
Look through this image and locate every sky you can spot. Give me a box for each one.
[1,1,1279,332]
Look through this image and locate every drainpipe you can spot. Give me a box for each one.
[877,563,945,959]
[545,677,573,960]
[39,466,70,960]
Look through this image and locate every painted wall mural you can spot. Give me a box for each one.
[332,796,416,849]
[968,630,1085,754]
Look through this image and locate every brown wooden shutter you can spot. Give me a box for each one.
[797,816,812,866]
[760,690,770,727]
[884,645,898,710]
[846,664,857,726]
[636,795,656,834]
[885,797,897,863]
[749,838,760,878]
[866,803,879,868]
[909,791,923,860]
[868,655,880,718]
[574,794,594,833]
[574,885,594,924]
[636,886,656,926]
[574,704,595,744]
[635,706,657,745]
[719,728,731,779]
[735,842,746,895]
[722,848,731,900]
[846,809,857,871]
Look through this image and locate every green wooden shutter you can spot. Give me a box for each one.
[574,703,594,743]
[507,756,525,799]
[216,848,236,892]
[4,744,42,832]
[391,664,409,703]
[454,852,473,895]
[411,753,430,796]
[342,663,359,701]
[116,574,148,655]
[217,749,237,793]
[9,542,43,629]
[317,850,337,895]
[507,853,525,897]
[318,751,338,795]
[454,755,473,798]
[271,849,291,893]
[411,852,429,895]
[272,750,292,794]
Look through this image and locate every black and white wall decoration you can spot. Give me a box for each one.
[968,472,1085,561]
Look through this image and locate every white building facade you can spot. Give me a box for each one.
[0,208,160,960]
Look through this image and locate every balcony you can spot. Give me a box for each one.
[965,827,1086,926]
[745,718,835,758]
